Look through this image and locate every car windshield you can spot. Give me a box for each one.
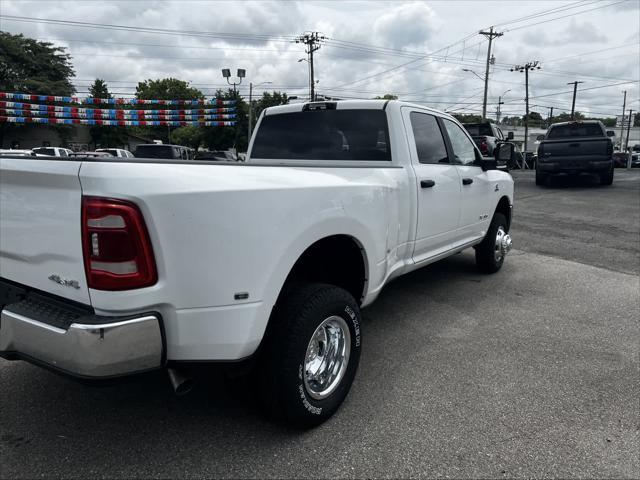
[251,108,391,161]
[33,148,57,156]
[463,124,493,136]
[547,123,603,139]
[135,145,176,158]
[98,149,119,156]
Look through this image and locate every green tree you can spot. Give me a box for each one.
[134,78,205,143]
[201,88,248,152]
[501,116,522,126]
[0,32,75,146]
[374,94,398,100]
[552,111,585,123]
[171,125,202,150]
[135,78,203,100]
[87,79,127,148]
[452,114,482,123]
[254,91,289,120]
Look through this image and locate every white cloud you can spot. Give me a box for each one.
[1,0,638,117]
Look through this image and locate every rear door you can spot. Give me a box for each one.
[402,108,462,262]
[0,158,91,304]
[441,118,492,243]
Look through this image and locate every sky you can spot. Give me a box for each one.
[1,0,639,119]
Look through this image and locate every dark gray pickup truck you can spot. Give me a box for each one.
[462,122,506,157]
[536,120,614,186]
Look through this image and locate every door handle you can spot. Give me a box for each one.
[462,178,473,185]
[420,179,436,188]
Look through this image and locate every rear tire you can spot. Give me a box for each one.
[475,213,510,274]
[600,167,614,186]
[535,169,547,186]
[259,283,362,428]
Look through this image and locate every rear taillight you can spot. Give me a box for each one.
[82,197,157,290]
[479,137,489,155]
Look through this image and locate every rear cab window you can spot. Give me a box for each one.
[463,124,494,137]
[251,109,391,161]
[547,123,604,139]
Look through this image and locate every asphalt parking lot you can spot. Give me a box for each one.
[1,170,638,479]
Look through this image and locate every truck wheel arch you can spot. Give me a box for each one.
[279,234,369,305]
[495,195,512,231]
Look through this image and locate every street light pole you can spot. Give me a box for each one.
[625,109,633,169]
[222,68,245,95]
[248,81,272,143]
[496,89,510,123]
[620,90,627,148]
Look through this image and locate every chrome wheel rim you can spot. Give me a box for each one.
[494,226,512,262]
[303,315,351,400]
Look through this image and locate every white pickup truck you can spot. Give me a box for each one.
[0,100,514,426]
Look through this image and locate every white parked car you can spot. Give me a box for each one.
[0,100,515,427]
[95,148,135,158]
[32,147,74,157]
[0,149,37,157]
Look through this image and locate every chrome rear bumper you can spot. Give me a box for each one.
[0,296,163,378]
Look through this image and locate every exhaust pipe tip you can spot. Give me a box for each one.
[167,368,194,396]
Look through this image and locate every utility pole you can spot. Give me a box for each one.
[512,61,541,166]
[479,27,503,121]
[567,81,584,120]
[295,32,325,101]
[496,96,505,123]
[248,82,254,144]
[547,106,554,128]
[625,109,633,169]
[619,90,627,149]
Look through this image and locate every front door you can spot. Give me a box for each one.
[441,118,492,242]
[403,108,462,263]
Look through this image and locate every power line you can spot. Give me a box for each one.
[0,15,296,43]
[504,0,627,32]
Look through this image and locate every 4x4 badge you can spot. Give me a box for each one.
[48,274,81,290]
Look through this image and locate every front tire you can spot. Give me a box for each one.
[475,213,511,273]
[600,167,614,185]
[259,283,362,428]
[535,168,547,186]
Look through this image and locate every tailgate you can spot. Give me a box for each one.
[541,138,609,157]
[0,158,91,304]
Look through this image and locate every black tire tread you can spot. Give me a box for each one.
[258,283,360,427]
[475,212,508,274]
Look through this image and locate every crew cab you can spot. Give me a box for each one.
[95,148,135,158]
[0,100,515,427]
[32,146,74,157]
[462,122,507,157]
[536,120,614,185]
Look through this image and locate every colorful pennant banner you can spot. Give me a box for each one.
[0,101,235,114]
[1,109,236,120]
[0,116,235,127]
[0,92,236,106]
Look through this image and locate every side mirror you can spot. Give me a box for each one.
[494,142,515,169]
[536,134,546,141]
[507,131,514,140]
[606,130,615,137]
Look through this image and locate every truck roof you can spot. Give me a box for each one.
[549,120,604,127]
[263,99,453,120]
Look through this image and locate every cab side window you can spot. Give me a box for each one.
[443,119,477,166]
[409,112,449,164]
